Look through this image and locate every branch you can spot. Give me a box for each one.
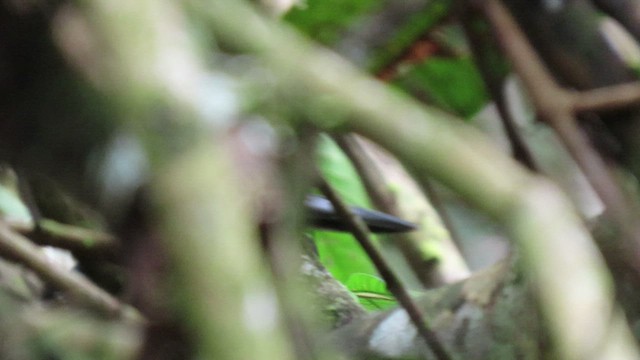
[573,82,640,113]
[318,178,451,360]
[461,6,538,170]
[334,134,469,287]
[188,0,638,358]
[67,0,300,358]
[28,219,119,255]
[481,0,640,284]
[0,221,134,318]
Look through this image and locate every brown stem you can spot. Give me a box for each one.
[481,0,640,279]
[318,178,451,360]
[461,6,538,171]
[30,218,119,254]
[0,221,135,318]
[333,134,439,285]
[573,82,640,113]
[335,134,468,286]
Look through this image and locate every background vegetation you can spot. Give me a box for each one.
[0,0,640,359]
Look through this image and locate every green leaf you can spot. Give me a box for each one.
[394,56,488,118]
[315,135,369,207]
[312,136,377,284]
[367,0,455,73]
[313,230,377,285]
[285,0,383,45]
[346,273,396,311]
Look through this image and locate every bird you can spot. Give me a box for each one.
[305,195,416,233]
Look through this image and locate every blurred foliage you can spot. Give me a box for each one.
[287,0,487,118]
[3,0,635,357]
[289,0,490,309]
[366,0,455,73]
[394,57,489,118]
[285,0,383,45]
[345,273,396,310]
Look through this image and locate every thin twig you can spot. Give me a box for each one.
[317,178,451,360]
[461,6,538,171]
[333,134,434,284]
[572,82,640,113]
[29,219,119,254]
[482,0,640,278]
[334,134,467,287]
[481,1,564,109]
[0,221,134,319]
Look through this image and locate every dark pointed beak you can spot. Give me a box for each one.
[305,195,417,233]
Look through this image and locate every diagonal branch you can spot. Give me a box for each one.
[318,177,451,360]
[0,221,134,318]
[334,134,469,288]
[481,0,640,282]
[188,0,638,358]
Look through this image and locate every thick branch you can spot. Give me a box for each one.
[68,1,299,359]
